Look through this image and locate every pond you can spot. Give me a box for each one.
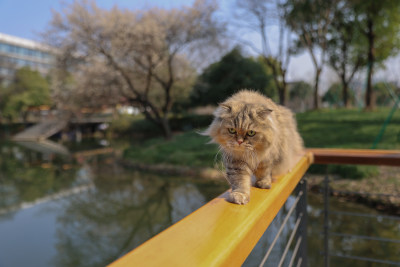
[0,139,398,267]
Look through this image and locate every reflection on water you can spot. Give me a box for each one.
[16,140,70,156]
[0,140,399,267]
[0,141,227,267]
[307,193,400,267]
[50,170,213,267]
[245,191,400,267]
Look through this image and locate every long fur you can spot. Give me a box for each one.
[204,90,304,204]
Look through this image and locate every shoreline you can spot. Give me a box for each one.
[118,158,225,180]
[119,158,400,215]
[308,177,400,216]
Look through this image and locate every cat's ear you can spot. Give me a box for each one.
[257,108,273,119]
[220,103,232,112]
[215,103,232,118]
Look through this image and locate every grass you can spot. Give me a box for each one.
[124,131,219,168]
[123,108,400,177]
[297,108,400,178]
[297,108,400,149]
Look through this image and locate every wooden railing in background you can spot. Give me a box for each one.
[307,148,400,166]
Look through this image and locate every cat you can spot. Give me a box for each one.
[203,90,304,205]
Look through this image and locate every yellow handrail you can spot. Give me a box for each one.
[108,152,314,267]
[108,148,400,267]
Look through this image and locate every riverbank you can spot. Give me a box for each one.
[307,170,400,215]
[119,158,224,180]
[119,155,400,215]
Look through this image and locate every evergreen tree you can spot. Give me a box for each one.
[191,48,274,106]
[1,67,51,122]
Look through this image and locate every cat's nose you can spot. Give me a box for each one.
[237,139,243,145]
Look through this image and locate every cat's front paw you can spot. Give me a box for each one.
[228,191,250,205]
[255,179,271,189]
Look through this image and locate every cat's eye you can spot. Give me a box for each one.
[247,130,256,137]
[228,128,236,134]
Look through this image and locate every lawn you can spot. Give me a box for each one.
[123,108,400,173]
[124,131,219,168]
[297,108,400,149]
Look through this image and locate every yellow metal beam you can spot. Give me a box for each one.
[108,152,314,267]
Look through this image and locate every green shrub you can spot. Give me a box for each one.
[110,113,214,137]
[169,114,213,131]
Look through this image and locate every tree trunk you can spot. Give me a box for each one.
[160,117,172,140]
[140,103,173,140]
[343,82,349,108]
[278,82,287,106]
[313,68,322,109]
[365,18,375,110]
[342,74,350,108]
[264,57,287,106]
[341,40,350,108]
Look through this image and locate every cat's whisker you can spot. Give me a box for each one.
[214,146,222,164]
[215,146,227,176]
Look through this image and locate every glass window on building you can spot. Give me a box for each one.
[0,67,9,76]
[8,44,15,53]
[0,43,8,53]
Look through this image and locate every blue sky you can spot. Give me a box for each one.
[0,0,399,90]
[0,0,196,41]
[0,0,359,87]
[0,0,318,84]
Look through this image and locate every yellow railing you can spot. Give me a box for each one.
[108,149,400,267]
[109,152,313,267]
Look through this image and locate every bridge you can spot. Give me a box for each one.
[12,119,68,141]
[12,114,113,141]
[108,149,400,267]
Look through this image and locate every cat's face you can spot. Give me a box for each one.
[208,102,275,155]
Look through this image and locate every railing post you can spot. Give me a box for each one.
[323,174,330,267]
[296,178,308,267]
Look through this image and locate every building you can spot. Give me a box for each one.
[0,32,55,84]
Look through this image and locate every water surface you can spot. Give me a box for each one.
[0,140,398,267]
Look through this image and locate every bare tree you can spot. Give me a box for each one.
[326,0,364,108]
[234,0,292,106]
[351,0,400,110]
[45,0,224,139]
[285,0,337,109]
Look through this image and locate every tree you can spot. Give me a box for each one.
[45,0,224,139]
[190,47,274,106]
[322,82,355,107]
[373,82,399,107]
[351,0,400,110]
[234,0,292,106]
[288,81,313,111]
[0,57,16,119]
[1,67,51,122]
[289,81,313,100]
[0,82,7,120]
[326,0,364,108]
[285,0,337,109]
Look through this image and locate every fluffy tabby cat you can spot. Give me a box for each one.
[204,90,304,205]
